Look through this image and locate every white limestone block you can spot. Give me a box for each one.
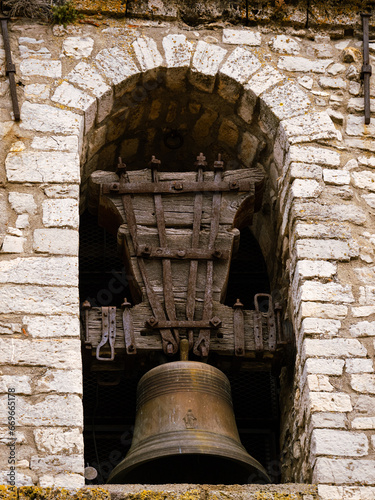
[351,306,375,317]
[16,214,29,229]
[311,413,346,429]
[301,302,348,320]
[96,47,139,86]
[36,369,82,394]
[305,358,345,375]
[8,193,36,215]
[133,36,163,71]
[20,59,61,78]
[51,82,97,133]
[323,169,350,185]
[246,65,284,96]
[30,454,84,474]
[0,428,26,445]
[328,63,346,75]
[294,222,351,240]
[68,61,113,123]
[351,374,375,393]
[303,338,367,358]
[43,185,79,199]
[299,281,354,303]
[0,285,78,314]
[0,471,33,486]
[269,34,300,54]
[0,375,31,394]
[312,429,368,456]
[34,427,83,454]
[302,318,341,336]
[162,34,193,68]
[31,135,79,152]
[0,338,81,369]
[190,41,227,92]
[352,170,375,191]
[295,260,337,278]
[222,29,261,46]
[0,257,77,286]
[347,115,375,136]
[293,202,366,225]
[289,146,340,166]
[290,163,322,180]
[0,394,83,427]
[319,76,347,89]
[219,47,261,84]
[346,359,374,373]
[295,239,351,260]
[291,179,322,198]
[33,228,79,255]
[350,321,375,337]
[359,286,375,305]
[309,393,353,412]
[6,152,80,183]
[20,102,83,136]
[314,458,375,484]
[1,236,25,253]
[352,417,375,429]
[39,473,84,489]
[261,82,310,121]
[42,199,79,228]
[62,36,94,59]
[363,193,375,208]
[348,97,375,113]
[278,56,333,73]
[281,112,337,144]
[306,374,334,392]
[358,156,375,167]
[24,83,50,100]
[23,315,79,339]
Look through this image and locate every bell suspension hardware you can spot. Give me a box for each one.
[96,306,117,361]
[122,298,136,355]
[82,300,92,350]
[361,13,372,125]
[0,8,20,121]
[233,299,245,357]
[254,294,277,353]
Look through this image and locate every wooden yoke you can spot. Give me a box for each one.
[86,154,276,359]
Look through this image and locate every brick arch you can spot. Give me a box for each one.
[2,29,371,492]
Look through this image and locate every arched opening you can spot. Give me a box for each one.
[79,64,293,485]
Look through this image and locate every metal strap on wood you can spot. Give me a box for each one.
[96,306,117,361]
[254,294,277,353]
[122,298,136,355]
[150,156,180,350]
[117,158,178,355]
[186,154,205,348]
[233,299,245,356]
[194,155,224,357]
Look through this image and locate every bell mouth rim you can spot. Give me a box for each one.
[107,430,270,485]
[138,361,229,383]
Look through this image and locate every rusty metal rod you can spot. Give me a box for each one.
[361,13,372,125]
[0,17,20,121]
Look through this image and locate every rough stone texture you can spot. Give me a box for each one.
[190,41,227,92]
[6,151,80,183]
[20,102,83,137]
[62,36,94,59]
[311,429,368,457]
[162,34,193,68]
[314,458,375,484]
[33,428,84,454]
[351,374,375,394]
[0,286,78,314]
[42,199,79,228]
[33,229,79,255]
[0,257,78,286]
[222,29,261,46]
[219,47,261,84]
[303,339,367,358]
[133,36,163,71]
[20,59,62,78]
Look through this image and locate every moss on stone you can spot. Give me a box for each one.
[127,491,201,500]
[0,485,17,500]
[17,487,111,500]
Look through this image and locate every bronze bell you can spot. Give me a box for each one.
[108,358,270,484]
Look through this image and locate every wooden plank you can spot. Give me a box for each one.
[86,303,273,354]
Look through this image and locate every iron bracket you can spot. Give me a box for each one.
[233,299,245,356]
[122,298,137,355]
[96,306,117,361]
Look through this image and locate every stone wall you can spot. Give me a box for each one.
[0,10,375,500]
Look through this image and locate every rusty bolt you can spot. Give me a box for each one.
[177,249,186,258]
[142,246,151,256]
[82,300,91,310]
[236,347,244,355]
[128,345,135,352]
[233,298,244,309]
[110,183,119,191]
[173,182,183,191]
[212,250,222,259]
[230,181,238,190]
[210,316,222,328]
[156,247,163,254]
[147,317,158,327]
